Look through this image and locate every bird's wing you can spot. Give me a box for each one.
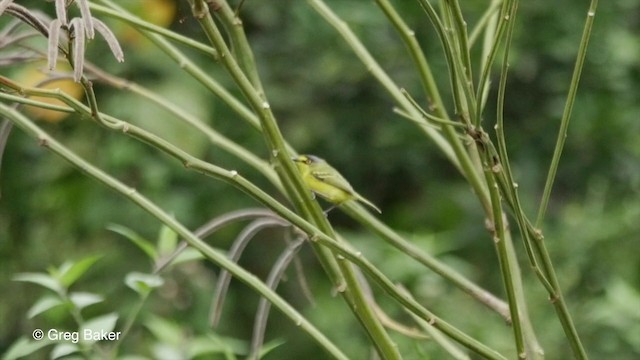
[311,169,355,194]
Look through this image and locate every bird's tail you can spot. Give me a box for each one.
[356,194,382,214]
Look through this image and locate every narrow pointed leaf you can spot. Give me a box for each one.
[2,337,54,360]
[125,272,164,296]
[51,343,79,359]
[27,296,64,319]
[80,313,119,344]
[13,273,63,294]
[58,255,103,287]
[69,292,104,310]
[108,224,157,259]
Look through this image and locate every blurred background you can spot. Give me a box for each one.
[1,0,638,358]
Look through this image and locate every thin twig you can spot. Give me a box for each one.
[248,237,305,360]
[154,209,281,273]
[209,217,290,327]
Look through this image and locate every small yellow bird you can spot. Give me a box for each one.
[292,154,381,213]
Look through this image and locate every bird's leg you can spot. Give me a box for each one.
[322,205,337,217]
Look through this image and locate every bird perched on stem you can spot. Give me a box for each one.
[292,154,381,214]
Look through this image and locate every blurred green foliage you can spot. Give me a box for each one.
[1,0,639,358]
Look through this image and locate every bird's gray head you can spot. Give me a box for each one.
[292,154,324,165]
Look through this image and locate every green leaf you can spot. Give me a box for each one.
[607,279,640,318]
[50,343,79,359]
[27,296,64,319]
[125,272,164,296]
[57,255,103,288]
[186,333,259,359]
[151,344,184,360]
[117,356,150,360]
[13,273,64,294]
[204,333,249,356]
[69,292,104,310]
[256,338,287,359]
[157,224,178,257]
[108,223,157,259]
[144,315,183,346]
[80,313,119,345]
[2,337,53,360]
[172,248,205,266]
[187,336,235,358]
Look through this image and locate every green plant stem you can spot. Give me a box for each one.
[436,0,479,126]
[481,152,525,357]
[469,1,503,48]
[210,218,290,328]
[444,0,474,97]
[396,286,470,360]
[536,0,599,228]
[528,226,589,360]
[475,1,509,127]
[344,203,512,322]
[212,1,265,96]
[156,208,279,273]
[249,238,306,360]
[0,103,350,360]
[503,230,544,359]
[374,0,449,119]
[0,92,71,113]
[413,0,466,123]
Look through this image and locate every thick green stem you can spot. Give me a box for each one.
[481,149,526,357]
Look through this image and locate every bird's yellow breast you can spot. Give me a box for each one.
[294,159,354,204]
[302,173,353,204]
